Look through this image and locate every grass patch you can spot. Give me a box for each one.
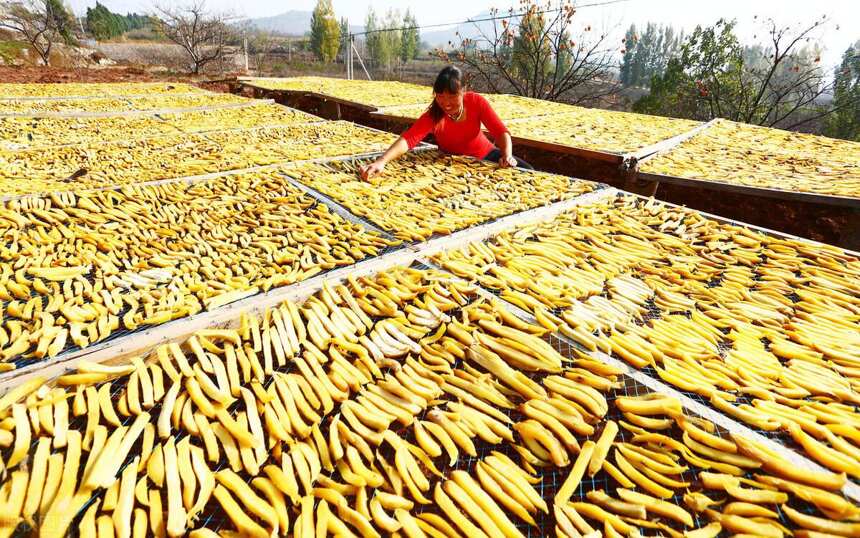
[0,40,22,63]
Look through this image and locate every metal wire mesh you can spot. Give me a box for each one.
[277,169,400,244]
[427,193,860,486]
[23,257,851,536]
[281,152,607,248]
[2,185,403,371]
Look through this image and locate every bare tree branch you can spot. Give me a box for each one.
[0,0,66,65]
[638,17,838,131]
[437,0,620,105]
[153,0,234,74]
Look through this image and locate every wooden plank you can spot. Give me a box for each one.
[417,218,860,502]
[630,117,860,209]
[369,110,416,124]
[0,246,422,391]
[305,91,380,112]
[239,83,385,112]
[449,278,860,502]
[0,91,209,103]
[412,187,616,259]
[0,99,268,119]
[509,135,624,164]
[637,171,860,209]
[279,172,396,239]
[625,191,860,257]
[0,186,614,391]
[0,147,389,204]
[0,120,398,203]
[622,118,720,168]
[1,109,323,153]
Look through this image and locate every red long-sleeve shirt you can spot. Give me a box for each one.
[401,92,509,159]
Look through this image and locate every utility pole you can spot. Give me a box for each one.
[243,31,248,72]
[352,35,371,80]
[347,31,353,79]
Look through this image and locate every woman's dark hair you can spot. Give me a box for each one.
[428,66,464,122]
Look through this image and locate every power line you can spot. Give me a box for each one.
[349,0,633,38]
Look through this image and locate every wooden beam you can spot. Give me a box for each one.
[415,217,860,503]
[0,146,389,203]
[0,99,271,119]
[413,188,616,259]
[509,135,624,164]
[0,90,209,103]
[0,245,423,391]
[623,117,720,169]
[626,191,860,257]
[636,171,860,209]
[445,277,860,503]
[0,186,615,391]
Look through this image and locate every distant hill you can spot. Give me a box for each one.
[422,11,524,48]
[245,10,363,36]
[244,9,519,45]
[422,11,489,47]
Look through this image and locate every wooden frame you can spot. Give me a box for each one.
[0,97,263,119]
[631,118,860,209]
[621,118,719,168]
[0,187,616,391]
[411,188,860,501]
[636,171,860,209]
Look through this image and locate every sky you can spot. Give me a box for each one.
[65,0,860,70]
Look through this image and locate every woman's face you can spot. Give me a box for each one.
[435,90,464,116]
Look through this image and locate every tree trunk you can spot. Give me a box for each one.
[37,42,51,66]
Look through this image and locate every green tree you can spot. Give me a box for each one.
[620,22,682,87]
[400,8,419,62]
[338,16,349,58]
[634,17,834,130]
[364,7,379,66]
[379,8,401,69]
[826,41,860,141]
[629,22,655,87]
[87,3,120,40]
[86,3,152,40]
[309,0,340,62]
[619,24,637,86]
[365,7,401,70]
[512,5,551,82]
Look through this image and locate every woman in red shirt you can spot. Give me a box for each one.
[359,66,531,180]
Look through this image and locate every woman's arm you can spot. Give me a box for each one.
[496,132,517,168]
[359,137,409,180]
[476,95,516,168]
[359,111,433,180]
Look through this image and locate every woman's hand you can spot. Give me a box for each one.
[359,160,386,180]
[498,154,518,169]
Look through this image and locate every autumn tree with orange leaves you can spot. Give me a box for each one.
[440,0,620,105]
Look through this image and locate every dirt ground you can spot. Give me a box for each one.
[0,65,242,86]
[0,65,247,97]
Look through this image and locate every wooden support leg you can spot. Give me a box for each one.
[319,100,342,120]
[621,169,659,197]
[842,209,860,251]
